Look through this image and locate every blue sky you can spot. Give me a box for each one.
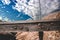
[0,0,32,21]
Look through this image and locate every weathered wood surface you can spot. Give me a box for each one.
[0,20,60,32]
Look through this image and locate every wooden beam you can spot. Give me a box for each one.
[0,20,60,32]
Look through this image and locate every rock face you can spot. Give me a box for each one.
[16,32,39,40]
[43,31,56,40]
[42,11,60,40]
[43,31,60,40]
[42,11,60,21]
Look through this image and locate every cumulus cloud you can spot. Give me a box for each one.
[3,17,9,21]
[1,0,40,20]
[1,0,11,5]
[0,16,9,21]
[0,16,2,20]
[40,0,59,15]
[12,0,40,20]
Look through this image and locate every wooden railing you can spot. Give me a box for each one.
[0,20,60,32]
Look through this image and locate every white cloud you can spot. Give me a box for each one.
[1,0,40,20]
[3,17,9,21]
[1,6,5,8]
[0,17,2,20]
[1,0,11,5]
[12,0,39,20]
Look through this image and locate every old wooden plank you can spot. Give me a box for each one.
[0,21,60,32]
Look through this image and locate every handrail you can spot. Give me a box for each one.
[0,20,59,24]
[0,20,60,32]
